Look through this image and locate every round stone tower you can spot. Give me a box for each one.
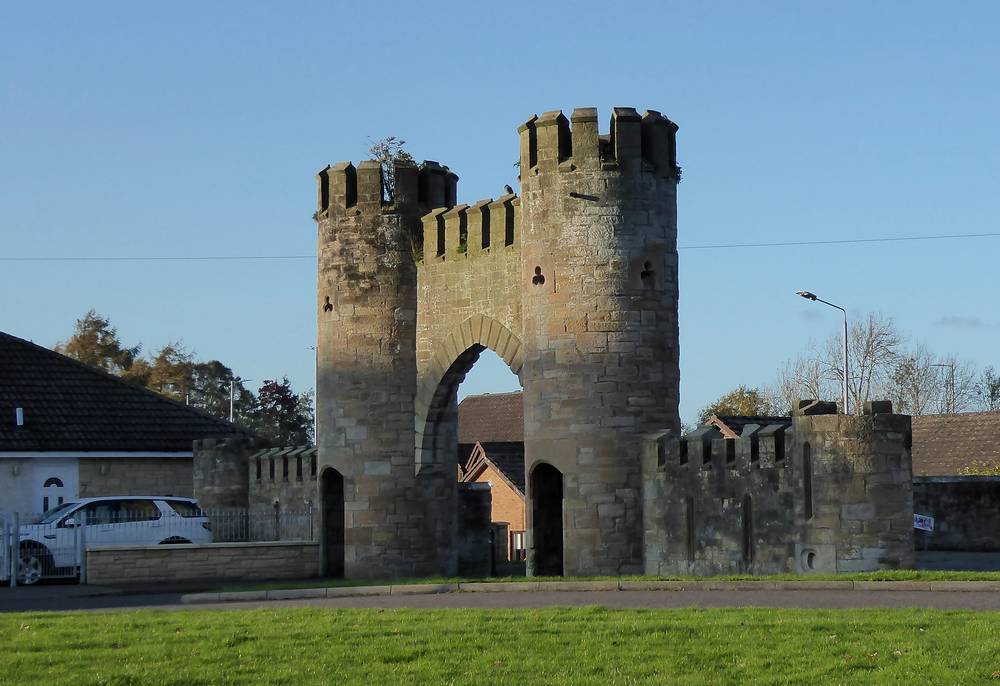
[314,158,458,578]
[518,107,681,576]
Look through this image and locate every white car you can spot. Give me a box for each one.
[17,496,213,585]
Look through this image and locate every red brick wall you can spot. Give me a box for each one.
[472,465,525,559]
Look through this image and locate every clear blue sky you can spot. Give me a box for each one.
[2,1,998,424]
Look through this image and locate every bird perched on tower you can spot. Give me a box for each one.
[504,184,514,195]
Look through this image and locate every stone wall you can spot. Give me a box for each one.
[913,476,1000,551]
[642,401,914,575]
[79,457,192,498]
[86,541,319,585]
[249,446,319,541]
[457,483,492,576]
[192,437,266,509]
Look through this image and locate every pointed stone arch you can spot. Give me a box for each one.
[414,315,524,474]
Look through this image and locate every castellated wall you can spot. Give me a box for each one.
[642,401,914,575]
[414,196,524,475]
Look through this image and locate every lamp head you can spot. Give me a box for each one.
[796,290,818,301]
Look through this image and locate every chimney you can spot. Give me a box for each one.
[15,407,24,427]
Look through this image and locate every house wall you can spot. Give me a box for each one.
[79,457,192,498]
[0,459,37,514]
[470,464,525,532]
[2,457,80,514]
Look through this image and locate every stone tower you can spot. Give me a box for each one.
[315,106,681,579]
[518,109,681,575]
[314,158,458,578]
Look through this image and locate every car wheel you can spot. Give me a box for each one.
[18,544,50,586]
[159,537,192,545]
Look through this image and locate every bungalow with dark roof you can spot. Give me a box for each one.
[0,331,251,514]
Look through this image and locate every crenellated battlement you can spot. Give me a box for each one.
[656,421,791,475]
[419,194,520,263]
[314,159,458,218]
[518,106,679,177]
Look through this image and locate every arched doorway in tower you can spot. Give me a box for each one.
[319,467,344,578]
[530,462,563,576]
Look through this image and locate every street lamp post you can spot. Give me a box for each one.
[796,290,849,415]
[230,378,254,423]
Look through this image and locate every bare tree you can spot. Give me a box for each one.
[772,355,837,412]
[774,311,981,416]
[368,136,414,202]
[889,344,942,415]
[975,366,1000,412]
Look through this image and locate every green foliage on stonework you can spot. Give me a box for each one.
[959,460,1000,476]
[456,242,467,255]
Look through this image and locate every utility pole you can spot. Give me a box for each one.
[230,378,253,423]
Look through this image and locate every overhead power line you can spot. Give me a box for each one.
[1,231,998,262]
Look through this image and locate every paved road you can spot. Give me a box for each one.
[4,586,1000,613]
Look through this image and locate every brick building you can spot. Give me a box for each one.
[457,392,525,561]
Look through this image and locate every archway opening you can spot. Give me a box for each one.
[530,462,564,576]
[320,467,344,578]
[415,318,525,577]
[456,349,525,574]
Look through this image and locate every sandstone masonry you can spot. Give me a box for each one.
[313,106,914,578]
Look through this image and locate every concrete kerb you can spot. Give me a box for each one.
[177,579,1000,604]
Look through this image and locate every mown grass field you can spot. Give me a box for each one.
[3,607,999,685]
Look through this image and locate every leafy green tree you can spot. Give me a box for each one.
[188,360,255,422]
[56,309,141,376]
[251,377,314,445]
[145,342,194,402]
[697,385,780,425]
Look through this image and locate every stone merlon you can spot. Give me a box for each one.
[518,106,678,176]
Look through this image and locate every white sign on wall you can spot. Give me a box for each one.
[913,513,935,532]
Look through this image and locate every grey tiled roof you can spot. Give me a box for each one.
[0,330,251,452]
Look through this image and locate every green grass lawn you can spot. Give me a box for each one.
[216,568,1000,592]
[3,607,999,685]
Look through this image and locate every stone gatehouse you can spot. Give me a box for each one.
[313,106,914,579]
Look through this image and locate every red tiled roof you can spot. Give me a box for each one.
[0,331,251,452]
[457,392,523,443]
[912,412,1000,475]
